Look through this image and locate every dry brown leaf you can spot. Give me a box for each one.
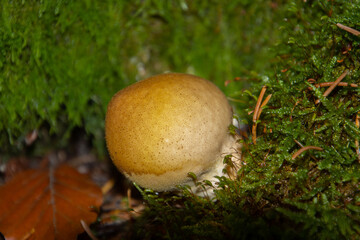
[0,164,103,240]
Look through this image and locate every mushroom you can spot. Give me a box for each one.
[105,73,240,194]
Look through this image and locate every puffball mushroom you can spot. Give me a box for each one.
[105,73,240,192]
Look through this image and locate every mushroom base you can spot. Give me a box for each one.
[191,134,242,197]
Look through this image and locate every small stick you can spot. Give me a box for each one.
[336,23,360,36]
[251,124,257,144]
[257,94,272,119]
[308,82,358,89]
[322,70,349,97]
[81,220,99,240]
[356,114,360,162]
[307,78,316,83]
[294,139,304,148]
[252,86,267,144]
[290,100,300,122]
[315,70,349,104]
[101,179,114,194]
[253,86,267,124]
[261,148,271,167]
[292,146,323,160]
[127,188,132,209]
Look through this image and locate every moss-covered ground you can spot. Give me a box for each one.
[130,1,360,239]
[1,0,360,239]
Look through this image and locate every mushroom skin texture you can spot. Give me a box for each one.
[105,73,239,192]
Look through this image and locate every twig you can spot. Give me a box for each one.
[252,86,267,144]
[307,78,316,83]
[127,188,132,209]
[308,82,358,89]
[253,86,267,123]
[336,23,360,36]
[315,70,349,104]
[294,139,304,148]
[294,139,321,162]
[290,100,300,122]
[101,179,114,194]
[252,125,257,145]
[81,220,99,240]
[260,148,271,167]
[322,70,349,97]
[257,94,272,119]
[292,146,323,160]
[356,114,360,162]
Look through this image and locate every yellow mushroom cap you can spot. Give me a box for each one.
[105,73,234,191]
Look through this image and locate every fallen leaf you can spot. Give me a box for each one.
[0,164,103,240]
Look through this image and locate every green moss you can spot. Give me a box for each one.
[0,0,281,156]
[131,1,360,239]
